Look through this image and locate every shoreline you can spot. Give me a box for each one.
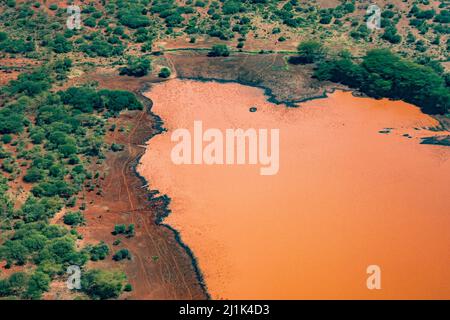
[135,76,450,299]
[133,78,348,299]
[135,82,211,299]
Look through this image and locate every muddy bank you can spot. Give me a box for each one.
[165,51,346,106]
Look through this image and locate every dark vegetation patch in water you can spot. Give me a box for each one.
[420,135,450,146]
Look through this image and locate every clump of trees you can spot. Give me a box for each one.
[3,68,52,96]
[208,44,230,57]
[0,58,140,299]
[0,37,35,53]
[118,8,151,29]
[112,249,132,261]
[84,242,110,261]
[63,211,85,226]
[112,224,135,237]
[0,271,50,299]
[119,56,151,77]
[0,104,26,134]
[59,86,143,113]
[79,39,125,58]
[294,41,326,64]
[314,49,449,114]
[81,269,127,300]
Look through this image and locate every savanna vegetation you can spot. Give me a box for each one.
[0,59,140,299]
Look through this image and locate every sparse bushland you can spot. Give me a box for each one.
[0,0,447,62]
[0,58,142,299]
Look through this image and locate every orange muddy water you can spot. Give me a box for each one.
[138,80,450,299]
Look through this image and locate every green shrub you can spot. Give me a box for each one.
[208,44,230,57]
[63,211,85,226]
[118,11,151,29]
[124,283,133,292]
[112,248,132,261]
[295,41,326,64]
[81,269,126,300]
[25,271,51,299]
[87,242,110,261]
[112,224,126,235]
[110,143,124,152]
[0,107,25,134]
[1,134,12,144]
[49,34,73,53]
[158,67,171,78]
[23,168,43,183]
[119,56,151,77]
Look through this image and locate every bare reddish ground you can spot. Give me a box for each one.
[0,71,20,86]
[139,79,450,299]
[0,57,40,85]
[42,70,206,300]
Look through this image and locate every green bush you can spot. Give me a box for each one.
[295,41,326,64]
[25,271,51,299]
[63,211,85,226]
[0,39,35,54]
[23,168,43,183]
[1,134,12,144]
[208,44,230,57]
[112,224,134,237]
[110,143,124,152]
[49,34,73,53]
[112,249,132,261]
[0,105,25,134]
[119,56,151,77]
[86,242,110,261]
[0,272,28,298]
[158,67,171,78]
[113,224,126,235]
[222,1,242,15]
[81,269,126,300]
[124,283,133,292]
[98,90,143,112]
[118,11,151,29]
[31,179,77,198]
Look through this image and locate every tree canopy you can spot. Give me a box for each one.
[314,49,449,114]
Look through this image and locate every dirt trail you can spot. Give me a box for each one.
[69,71,206,300]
